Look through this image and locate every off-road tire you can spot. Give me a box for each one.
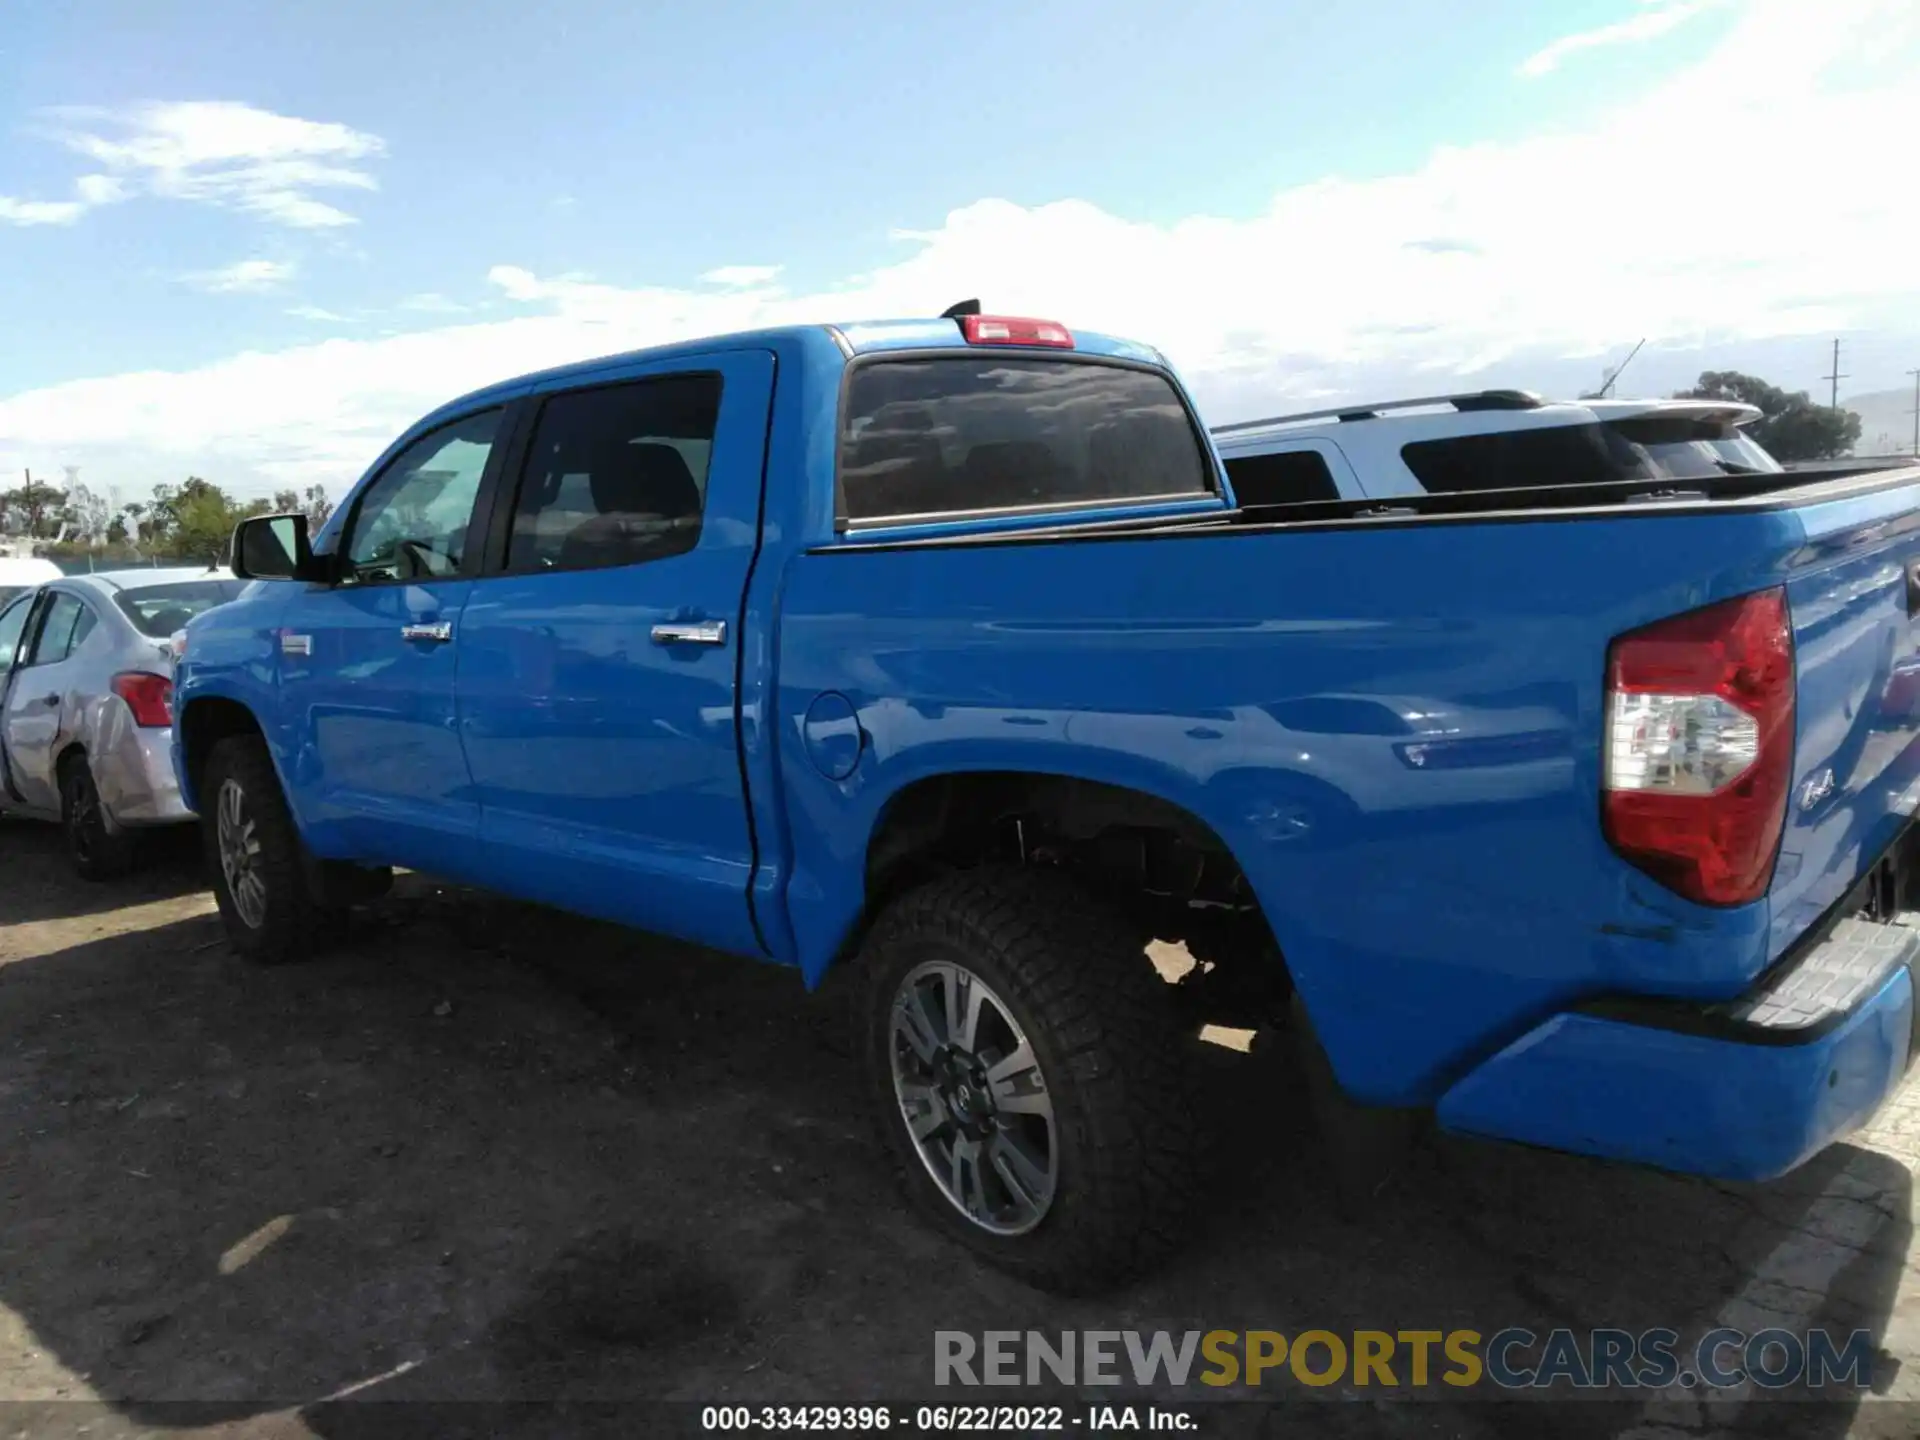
[60,757,136,882]
[856,865,1202,1293]
[200,733,341,964]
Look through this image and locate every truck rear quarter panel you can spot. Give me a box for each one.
[774,506,1832,1107]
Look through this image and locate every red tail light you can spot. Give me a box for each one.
[959,314,1075,349]
[1602,588,1794,906]
[112,672,175,729]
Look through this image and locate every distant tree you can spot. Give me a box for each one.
[106,513,131,546]
[303,484,335,531]
[147,483,183,542]
[166,477,273,562]
[0,478,68,538]
[170,482,230,561]
[272,488,301,514]
[1678,371,1863,462]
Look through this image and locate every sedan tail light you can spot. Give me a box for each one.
[111,671,175,728]
[1602,587,1794,906]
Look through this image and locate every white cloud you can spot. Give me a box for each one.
[1519,0,1725,78]
[184,258,297,294]
[2,0,1916,495]
[3,101,385,229]
[0,172,127,226]
[702,264,783,288]
[74,173,127,205]
[0,196,87,226]
[287,304,354,322]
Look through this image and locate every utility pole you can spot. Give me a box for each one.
[1909,368,1920,457]
[1822,338,1849,410]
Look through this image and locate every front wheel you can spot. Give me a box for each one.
[200,734,339,964]
[856,866,1201,1292]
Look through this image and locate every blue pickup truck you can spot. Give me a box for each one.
[174,305,1920,1289]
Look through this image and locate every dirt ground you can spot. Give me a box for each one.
[4,818,1920,1439]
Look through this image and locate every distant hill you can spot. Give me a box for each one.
[1843,387,1918,456]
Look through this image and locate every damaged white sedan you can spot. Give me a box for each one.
[0,568,247,878]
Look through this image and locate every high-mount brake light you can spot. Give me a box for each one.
[959,315,1075,349]
[1601,587,1794,907]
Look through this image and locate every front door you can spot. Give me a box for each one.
[276,406,506,874]
[0,590,47,807]
[1,590,98,812]
[456,351,775,956]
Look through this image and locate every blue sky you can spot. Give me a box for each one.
[2,0,1917,498]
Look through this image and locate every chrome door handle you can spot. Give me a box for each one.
[650,620,727,647]
[401,621,453,644]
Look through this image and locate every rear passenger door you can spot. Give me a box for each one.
[456,349,776,957]
[1,591,99,810]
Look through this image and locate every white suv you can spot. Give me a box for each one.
[1210,391,1778,506]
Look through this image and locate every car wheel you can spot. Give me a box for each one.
[856,865,1202,1293]
[60,757,136,882]
[200,733,339,963]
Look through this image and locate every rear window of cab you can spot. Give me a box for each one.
[838,357,1216,526]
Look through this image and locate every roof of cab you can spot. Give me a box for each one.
[417,316,1168,433]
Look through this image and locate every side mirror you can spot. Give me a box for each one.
[232,513,316,581]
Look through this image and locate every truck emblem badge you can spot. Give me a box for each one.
[280,632,312,657]
[1798,768,1835,811]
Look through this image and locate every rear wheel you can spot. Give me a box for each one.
[200,734,340,963]
[856,866,1201,1292]
[60,757,136,882]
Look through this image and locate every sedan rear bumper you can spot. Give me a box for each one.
[94,717,193,827]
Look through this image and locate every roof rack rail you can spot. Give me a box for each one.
[1210,388,1545,436]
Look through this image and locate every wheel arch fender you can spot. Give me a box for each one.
[792,747,1286,989]
[176,690,285,819]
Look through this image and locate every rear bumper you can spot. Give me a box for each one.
[1435,915,1919,1182]
[95,723,193,828]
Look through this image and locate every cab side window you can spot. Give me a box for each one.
[504,375,721,574]
[0,594,35,674]
[340,408,504,584]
